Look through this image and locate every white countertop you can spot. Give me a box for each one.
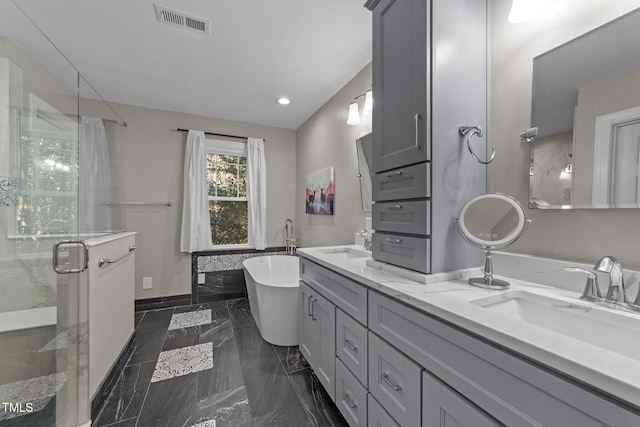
[297,245,640,409]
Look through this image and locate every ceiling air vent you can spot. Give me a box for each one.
[154,4,210,35]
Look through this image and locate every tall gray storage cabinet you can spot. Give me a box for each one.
[365,0,488,274]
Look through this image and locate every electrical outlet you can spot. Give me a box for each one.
[142,277,152,289]
[198,273,205,284]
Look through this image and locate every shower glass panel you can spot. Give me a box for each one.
[0,34,81,427]
[0,1,121,425]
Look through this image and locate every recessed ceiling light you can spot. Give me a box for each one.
[276,97,291,105]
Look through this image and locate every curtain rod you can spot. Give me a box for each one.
[176,128,248,140]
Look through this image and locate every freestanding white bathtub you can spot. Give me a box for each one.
[242,255,299,346]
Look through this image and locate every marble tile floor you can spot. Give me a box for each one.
[0,373,65,425]
[92,298,349,427]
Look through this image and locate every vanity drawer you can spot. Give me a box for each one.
[372,232,430,274]
[423,371,501,427]
[336,358,368,427]
[368,290,640,427]
[368,332,422,427]
[372,162,430,201]
[368,394,400,427]
[336,308,368,387]
[299,258,368,325]
[373,199,430,235]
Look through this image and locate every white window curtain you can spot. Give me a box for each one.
[180,130,214,252]
[247,137,267,250]
[79,117,112,233]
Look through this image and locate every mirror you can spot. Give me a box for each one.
[355,133,372,212]
[530,7,640,209]
[457,193,529,289]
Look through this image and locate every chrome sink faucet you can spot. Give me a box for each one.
[593,256,628,305]
[357,229,372,251]
[564,256,640,313]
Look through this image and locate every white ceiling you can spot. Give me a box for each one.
[1,0,372,129]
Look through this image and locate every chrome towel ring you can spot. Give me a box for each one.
[459,125,495,164]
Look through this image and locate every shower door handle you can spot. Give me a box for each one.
[53,240,89,274]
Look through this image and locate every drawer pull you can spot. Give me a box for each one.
[311,298,317,321]
[343,393,357,408]
[385,170,403,178]
[415,113,422,150]
[384,237,403,244]
[307,295,313,317]
[381,373,402,391]
[384,204,403,210]
[343,338,357,351]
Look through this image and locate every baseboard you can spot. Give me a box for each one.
[134,293,192,311]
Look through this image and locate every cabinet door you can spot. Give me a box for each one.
[299,281,337,401]
[423,372,500,427]
[314,291,336,401]
[298,281,318,368]
[372,0,429,172]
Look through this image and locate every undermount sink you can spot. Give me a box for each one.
[470,290,640,360]
[318,247,370,260]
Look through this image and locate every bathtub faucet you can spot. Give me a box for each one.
[285,219,297,255]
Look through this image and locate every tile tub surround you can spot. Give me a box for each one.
[191,247,288,304]
[297,246,640,410]
[194,247,288,273]
[197,270,247,304]
[92,299,348,427]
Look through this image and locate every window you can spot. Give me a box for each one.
[205,139,249,246]
[17,98,79,236]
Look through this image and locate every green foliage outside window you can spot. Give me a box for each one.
[206,153,248,245]
[17,133,78,235]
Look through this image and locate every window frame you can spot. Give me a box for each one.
[204,138,252,249]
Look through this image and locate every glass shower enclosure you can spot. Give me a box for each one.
[0,2,126,425]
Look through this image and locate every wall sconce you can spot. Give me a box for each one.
[347,89,373,125]
[509,0,547,23]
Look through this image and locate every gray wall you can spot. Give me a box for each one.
[81,100,297,299]
[295,63,373,247]
[489,0,640,269]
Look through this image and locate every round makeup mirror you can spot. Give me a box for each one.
[457,193,530,289]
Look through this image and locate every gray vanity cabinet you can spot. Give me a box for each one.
[365,0,487,275]
[369,0,429,173]
[298,281,336,401]
[299,256,640,426]
[368,290,640,427]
